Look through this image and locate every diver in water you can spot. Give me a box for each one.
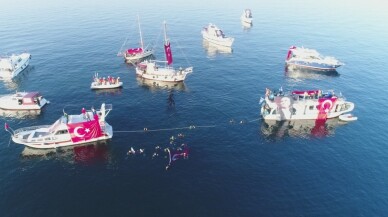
[168,91,175,107]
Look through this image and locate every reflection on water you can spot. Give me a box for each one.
[285,65,339,80]
[202,40,233,57]
[20,142,110,165]
[0,66,34,90]
[261,118,345,140]
[93,87,123,96]
[137,77,186,91]
[0,108,41,119]
[241,21,252,30]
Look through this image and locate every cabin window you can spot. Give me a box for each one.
[55,130,69,135]
[271,110,277,115]
[309,105,314,110]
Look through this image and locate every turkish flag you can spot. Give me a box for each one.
[317,98,337,120]
[164,41,173,65]
[67,118,102,143]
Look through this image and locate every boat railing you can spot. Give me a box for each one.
[13,125,51,134]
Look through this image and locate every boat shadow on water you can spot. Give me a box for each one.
[0,66,34,90]
[0,108,42,119]
[20,141,110,164]
[284,65,339,80]
[137,77,186,92]
[92,88,123,96]
[260,118,347,140]
[202,39,233,57]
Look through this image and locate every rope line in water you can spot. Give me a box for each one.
[114,117,261,133]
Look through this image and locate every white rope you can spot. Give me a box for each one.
[114,125,216,133]
[114,117,261,134]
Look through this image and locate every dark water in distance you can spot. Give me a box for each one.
[1,0,388,216]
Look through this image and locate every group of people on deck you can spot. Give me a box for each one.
[94,76,120,85]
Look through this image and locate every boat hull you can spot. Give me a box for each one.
[261,97,355,121]
[0,96,48,111]
[91,82,123,89]
[339,114,358,121]
[202,33,234,47]
[136,62,193,82]
[286,61,341,71]
[241,16,253,24]
[124,50,153,62]
[12,123,113,149]
[0,53,31,79]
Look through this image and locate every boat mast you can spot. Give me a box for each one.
[138,15,144,50]
[163,21,168,45]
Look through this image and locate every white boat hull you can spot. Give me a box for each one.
[124,50,153,62]
[136,61,192,82]
[0,92,48,111]
[12,122,113,149]
[241,16,253,24]
[202,33,234,47]
[261,94,355,121]
[91,82,123,89]
[0,53,31,79]
[339,114,358,122]
[10,103,113,149]
[201,24,234,47]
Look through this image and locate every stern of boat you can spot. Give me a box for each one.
[103,122,113,139]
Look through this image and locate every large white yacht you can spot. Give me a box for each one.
[0,53,31,79]
[0,91,49,111]
[10,103,113,149]
[201,23,234,47]
[260,88,354,121]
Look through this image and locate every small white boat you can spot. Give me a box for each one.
[0,53,31,79]
[260,88,355,121]
[119,15,153,62]
[91,73,122,89]
[286,46,343,71]
[240,9,253,24]
[10,103,113,149]
[339,113,358,122]
[135,21,193,82]
[201,23,234,47]
[0,91,49,111]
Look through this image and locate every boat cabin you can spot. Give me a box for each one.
[13,92,43,106]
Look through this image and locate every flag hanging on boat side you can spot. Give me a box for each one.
[66,115,102,143]
[317,98,337,120]
[164,40,173,65]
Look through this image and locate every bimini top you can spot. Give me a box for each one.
[126,48,143,55]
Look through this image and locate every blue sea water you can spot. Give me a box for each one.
[1,0,388,216]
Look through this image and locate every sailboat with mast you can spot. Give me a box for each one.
[135,21,193,82]
[120,15,153,62]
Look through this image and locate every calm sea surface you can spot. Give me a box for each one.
[1,0,388,216]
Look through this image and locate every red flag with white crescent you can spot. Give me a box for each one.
[164,41,173,65]
[317,98,337,120]
[67,117,102,143]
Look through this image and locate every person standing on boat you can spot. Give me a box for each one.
[82,107,86,119]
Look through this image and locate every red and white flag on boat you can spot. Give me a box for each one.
[66,115,102,143]
[4,122,9,131]
[164,41,173,65]
[317,98,337,120]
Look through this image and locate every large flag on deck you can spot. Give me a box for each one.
[317,98,337,120]
[67,115,102,143]
[164,41,173,65]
